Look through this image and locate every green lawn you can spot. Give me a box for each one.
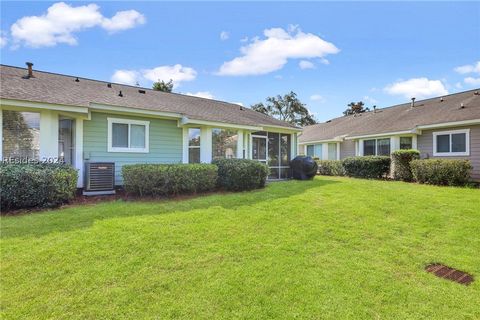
[1,177,479,319]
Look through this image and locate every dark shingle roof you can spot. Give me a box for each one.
[299,89,480,143]
[0,65,298,129]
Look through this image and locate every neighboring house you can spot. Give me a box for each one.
[298,90,480,180]
[0,64,301,187]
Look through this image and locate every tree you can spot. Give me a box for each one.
[251,91,316,126]
[343,101,370,116]
[152,79,174,92]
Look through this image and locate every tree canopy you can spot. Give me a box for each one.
[343,101,371,116]
[152,79,174,92]
[251,91,316,126]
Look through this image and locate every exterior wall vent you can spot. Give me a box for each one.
[83,162,115,196]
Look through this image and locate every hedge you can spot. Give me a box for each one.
[0,163,78,211]
[316,160,345,176]
[213,158,269,191]
[411,159,472,186]
[391,149,420,181]
[342,156,391,179]
[122,163,218,196]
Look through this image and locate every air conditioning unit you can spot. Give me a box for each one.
[83,162,115,196]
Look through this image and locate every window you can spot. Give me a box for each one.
[363,138,391,156]
[306,145,314,157]
[433,129,470,156]
[2,110,40,160]
[212,128,237,159]
[363,139,376,156]
[400,137,413,150]
[268,132,291,179]
[377,138,390,156]
[188,128,201,163]
[108,118,149,152]
[328,143,337,160]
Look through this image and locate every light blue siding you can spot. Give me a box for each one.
[83,112,182,185]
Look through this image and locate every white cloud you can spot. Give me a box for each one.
[217,25,339,76]
[101,10,145,33]
[142,64,197,88]
[454,61,480,74]
[111,64,197,88]
[299,60,315,70]
[220,31,229,41]
[319,57,330,65]
[10,2,145,48]
[310,94,325,103]
[384,78,448,99]
[363,96,377,104]
[111,70,141,85]
[464,77,480,86]
[232,102,244,106]
[185,91,215,99]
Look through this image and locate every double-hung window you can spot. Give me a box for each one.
[188,128,201,163]
[108,118,149,153]
[433,129,470,156]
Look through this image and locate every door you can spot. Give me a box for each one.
[58,118,75,165]
[252,135,267,163]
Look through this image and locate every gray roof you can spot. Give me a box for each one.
[299,89,480,143]
[0,65,298,129]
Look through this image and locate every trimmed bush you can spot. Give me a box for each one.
[391,149,420,181]
[342,156,391,179]
[316,160,345,176]
[213,158,269,191]
[122,163,218,196]
[411,159,472,186]
[0,163,78,211]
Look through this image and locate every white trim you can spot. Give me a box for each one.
[345,130,417,140]
[75,118,84,188]
[91,103,182,119]
[418,119,480,130]
[180,116,262,131]
[251,134,268,161]
[0,107,2,160]
[1,98,89,115]
[360,137,392,156]
[182,127,189,164]
[107,117,149,153]
[298,136,344,145]
[260,124,302,132]
[433,129,470,157]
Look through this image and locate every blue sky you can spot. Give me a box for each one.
[1,1,479,121]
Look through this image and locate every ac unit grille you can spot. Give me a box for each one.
[85,162,115,192]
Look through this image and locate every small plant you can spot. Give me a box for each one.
[342,156,391,179]
[316,160,345,176]
[391,149,420,181]
[411,159,472,186]
[122,163,218,196]
[213,158,269,191]
[0,163,78,211]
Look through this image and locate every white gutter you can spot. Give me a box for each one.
[344,129,419,140]
[90,102,183,119]
[1,98,89,114]
[179,116,263,131]
[417,119,480,130]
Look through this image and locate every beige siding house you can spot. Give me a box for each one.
[298,90,480,180]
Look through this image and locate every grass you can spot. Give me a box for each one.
[1,176,479,319]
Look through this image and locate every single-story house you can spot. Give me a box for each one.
[0,64,301,188]
[298,89,480,180]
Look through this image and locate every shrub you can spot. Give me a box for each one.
[213,158,269,191]
[122,163,218,196]
[316,160,345,176]
[391,149,420,181]
[0,163,78,211]
[342,156,391,179]
[411,159,472,186]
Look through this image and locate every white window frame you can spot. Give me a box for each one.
[107,118,149,153]
[433,129,470,156]
[362,137,391,156]
[188,128,201,163]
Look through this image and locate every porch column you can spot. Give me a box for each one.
[75,118,84,188]
[200,127,212,163]
[182,127,189,164]
[39,110,59,160]
[237,129,244,158]
[412,135,418,149]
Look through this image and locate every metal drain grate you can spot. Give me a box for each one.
[425,263,474,286]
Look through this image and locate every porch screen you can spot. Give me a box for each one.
[2,110,40,160]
